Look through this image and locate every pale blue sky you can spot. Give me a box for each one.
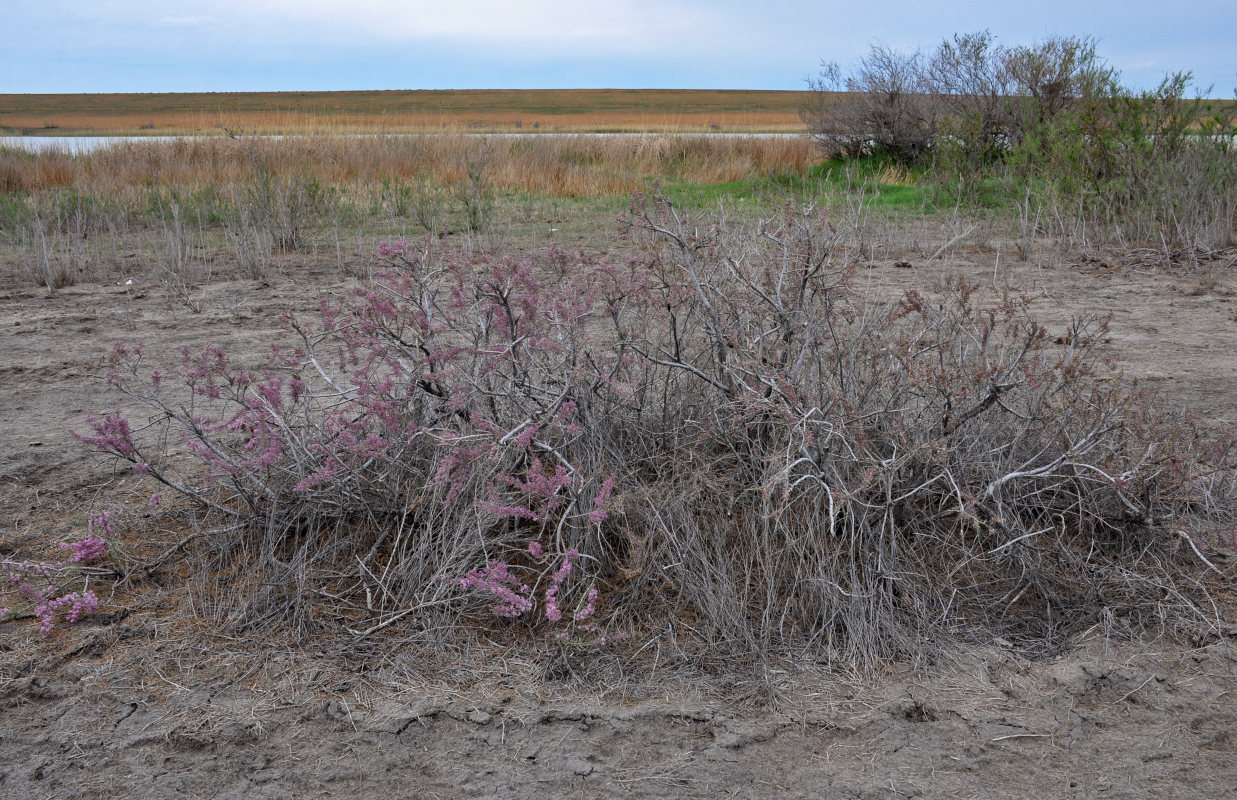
[3,0,1234,96]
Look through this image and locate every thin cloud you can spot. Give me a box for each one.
[216,0,721,54]
[156,16,216,27]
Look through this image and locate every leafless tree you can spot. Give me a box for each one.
[803,45,938,163]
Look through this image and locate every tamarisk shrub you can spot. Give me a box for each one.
[81,196,1235,668]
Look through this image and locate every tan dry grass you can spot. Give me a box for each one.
[1,133,820,198]
[875,164,917,186]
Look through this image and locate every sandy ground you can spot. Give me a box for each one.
[1,241,1235,799]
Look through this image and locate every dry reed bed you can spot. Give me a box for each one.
[1,133,819,198]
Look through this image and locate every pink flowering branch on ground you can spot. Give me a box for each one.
[1,511,112,636]
[454,544,613,644]
[60,510,111,564]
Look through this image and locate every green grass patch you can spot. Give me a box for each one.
[654,155,940,214]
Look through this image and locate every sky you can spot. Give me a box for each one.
[3,0,1234,96]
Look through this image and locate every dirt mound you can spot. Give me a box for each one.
[3,626,1235,798]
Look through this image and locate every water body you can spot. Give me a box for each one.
[0,132,800,154]
[0,135,193,152]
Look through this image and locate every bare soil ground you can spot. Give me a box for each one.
[1,240,1235,799]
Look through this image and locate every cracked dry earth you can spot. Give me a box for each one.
[1,246,1235,799]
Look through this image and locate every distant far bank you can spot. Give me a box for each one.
[0,89,814,137]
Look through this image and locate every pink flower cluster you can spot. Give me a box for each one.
[479,459,575,523]
[373,241,411,259]
[75,413,138,459]
[588,475,617,525]
[60,534,107,565]
[457,560,533,618]
[543,548,578,623]
[59,510,112,564]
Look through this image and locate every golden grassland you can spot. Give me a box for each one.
[0,133,821,198]
[0,89,815,136]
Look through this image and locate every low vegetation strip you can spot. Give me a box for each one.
[0,133,825,289]
[0,133,818,196]
[0,89,814,136]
